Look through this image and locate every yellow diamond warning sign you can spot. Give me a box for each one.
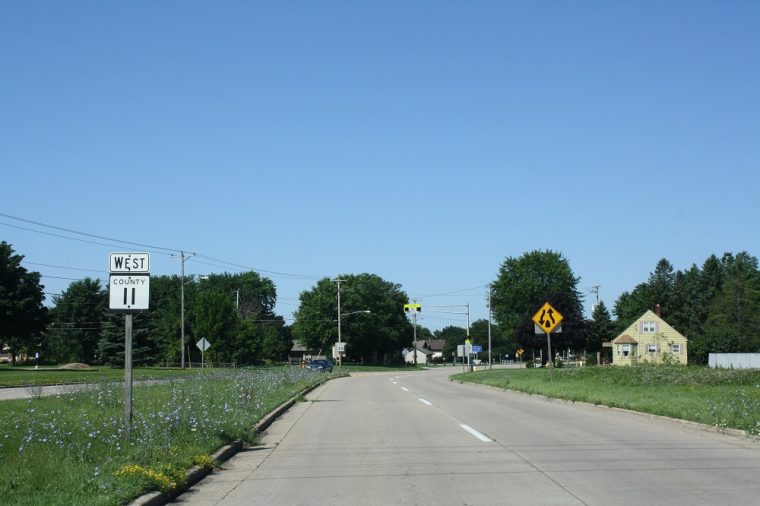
[532,302,563,334]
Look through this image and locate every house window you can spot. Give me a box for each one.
[647,343,657,353]
[671,343,681,354]
[621,344,630,357]
[642,321,656,333]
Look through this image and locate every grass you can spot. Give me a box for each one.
[453,365,760,435]
[0,367,324,505]
[0,367,201,388]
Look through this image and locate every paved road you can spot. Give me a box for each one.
[0,383,82,400]
[175,367,760,505]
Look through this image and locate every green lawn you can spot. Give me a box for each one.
[0,366,201,388]
[0,367,324,505]
[453,365,760,435]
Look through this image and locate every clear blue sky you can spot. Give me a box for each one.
[2,1,758,331]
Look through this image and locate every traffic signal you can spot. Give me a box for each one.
[403,303,421,312]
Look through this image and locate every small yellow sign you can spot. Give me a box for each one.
[532,302,563,334]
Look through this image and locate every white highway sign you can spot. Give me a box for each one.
[109,275,150,311]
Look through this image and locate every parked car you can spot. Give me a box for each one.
[307,359,333,373]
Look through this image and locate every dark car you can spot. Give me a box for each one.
[307,359,333,373]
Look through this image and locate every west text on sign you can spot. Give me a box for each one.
[110,252,150,273]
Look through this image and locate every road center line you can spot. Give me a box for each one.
[460,424,491,442]
[419,398,432,406]
[401,386,409,392]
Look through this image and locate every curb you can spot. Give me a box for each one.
[128,378,328,506]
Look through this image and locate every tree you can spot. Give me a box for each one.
[648,258,675,314]
[704,252,760,352]
[47,278,107,364]
[434,325,467,360]
[491,250,584,361]
[586,301,614,356]
[0,242,48,365]
[614,258,677,330]
[233,317,291,365]
[192,289,238,364]
[292,274,412,364]
[414,325,434,341]
[468,319,511,361]
[97,310,155,366]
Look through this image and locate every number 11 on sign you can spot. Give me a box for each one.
[123,288,136,306]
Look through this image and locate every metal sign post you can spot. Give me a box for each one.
[124,314,133,440]
[109,252,150,443]
[532,302,564,369]
[196,338,211,368]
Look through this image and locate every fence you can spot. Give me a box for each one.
[708,353,760,369]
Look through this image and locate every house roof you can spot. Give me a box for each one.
[416,339,445,351]
[613,309,689,343]
[613,335,638,345]
[291,340,309,352]
[424,339,445,351]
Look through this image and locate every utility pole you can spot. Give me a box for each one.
[175,250,196,369]
[235,288,240,313]
[180,251,186,369]
[334,278,345,368]
[487,285,492,369]
[412,300,418,366]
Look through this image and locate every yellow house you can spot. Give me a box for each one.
[612,310,688,365]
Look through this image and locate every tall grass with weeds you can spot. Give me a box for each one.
[0,367,323,505]
[456,364,760,436]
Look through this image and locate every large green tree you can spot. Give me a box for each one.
[468,319,511,361]
[705,252,760,352]
[491,250,584,361]
[0,242,48,365]
[586,301,614,357]
[292,274,411,364]
[614,258,676,330]
[191,289,238,364]
[434,325,467,360]
[48,277,106,364]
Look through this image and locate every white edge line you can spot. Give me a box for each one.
[401,386,409,392]
[460,424,491,442]
[419,398,432,406]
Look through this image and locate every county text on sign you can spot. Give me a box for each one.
[109,274,150,311]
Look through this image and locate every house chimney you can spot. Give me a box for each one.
[655,304,661,317]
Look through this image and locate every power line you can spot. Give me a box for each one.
[1,221,174,255]
[412,284,488,299]
[23,261,108,274]
[2,212,320,282]
[0,212,181,253]
[195,254,320,280]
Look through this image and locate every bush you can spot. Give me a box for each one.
[525,361,535,368]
